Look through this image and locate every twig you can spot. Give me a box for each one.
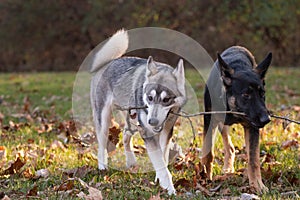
[270,114,300,125]
[180,110,196,142]
[171,110,246,118]
[116,105,300,125]
[116,105,148,111]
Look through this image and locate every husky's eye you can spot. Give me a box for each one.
[162,97,170,103]
[148,96,153,102]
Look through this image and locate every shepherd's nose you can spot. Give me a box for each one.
[148,118,159,126]
[260,114,271,125]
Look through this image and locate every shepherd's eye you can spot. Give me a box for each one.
[148,96,153,102]
[163,97,170,103]
[242,93,250,99]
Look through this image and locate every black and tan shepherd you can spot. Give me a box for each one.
[202,46,272,193]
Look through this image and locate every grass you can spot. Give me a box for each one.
[0,67,299,199]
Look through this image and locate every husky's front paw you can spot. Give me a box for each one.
[98,163,108,170]
[155,169,176,195]
[125,151,137,168]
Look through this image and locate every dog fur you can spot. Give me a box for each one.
[90,30,186,195]
[202,46,272,193]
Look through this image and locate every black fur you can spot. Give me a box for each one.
[202,46,272,193]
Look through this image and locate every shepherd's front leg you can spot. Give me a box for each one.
[244,126,268,193]
[219,124,235,173]
[144,134,176,195]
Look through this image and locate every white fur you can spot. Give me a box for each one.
[146,143,176,195]
[91,29,129,72]
[150,90,156,98]
[96,94,113,170]
[160,91,167,100]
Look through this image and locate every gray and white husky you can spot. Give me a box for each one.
[90,30,186,195]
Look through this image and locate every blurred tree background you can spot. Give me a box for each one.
[0,0,299,71]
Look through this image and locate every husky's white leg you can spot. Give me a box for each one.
[93,96,112,170]
[144,135,176,195]
[159,130,172,166]
[123,112,137,168]
[123,132,136,168]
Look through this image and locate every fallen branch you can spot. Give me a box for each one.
[270,114,300,125]
[116,105,300,125]
[171,110,246,117]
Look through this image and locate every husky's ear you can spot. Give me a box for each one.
[218,53,234,86]
[254,52,272,79]
[173,59,186,97]
[146,56,158,76]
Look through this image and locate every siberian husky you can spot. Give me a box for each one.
[90,30,186,195]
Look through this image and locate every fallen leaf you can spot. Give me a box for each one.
[107,125,121,153]
[23,96,31,113]
[26,185,38,197]
[174,178,192,190]
[133,145,146,155]
[241,193,260,200]
[50,140,66,151]
[0,146,6,160]
[195,183,213,196]
[281,139,299,149]
[22,168,34,178]
[281,191,300,199]
[77,187,103,200]
[2,157,25,175]
[1,195,11,200]
[35,168,50,178]
[212,173,236,181]
[220,187,231,196]
[148,192,163,200]
[56,179,74,191]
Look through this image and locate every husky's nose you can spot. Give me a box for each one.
[148,118,159,126]
[260,114,271,125]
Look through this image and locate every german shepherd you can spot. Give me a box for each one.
[202,46,272,193]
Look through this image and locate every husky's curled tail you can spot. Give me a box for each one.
[90,29,129,73]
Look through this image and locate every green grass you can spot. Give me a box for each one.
[0,68,299,199]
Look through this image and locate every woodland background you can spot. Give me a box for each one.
[0,0,299,72]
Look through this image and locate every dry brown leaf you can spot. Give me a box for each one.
[0,146,6,160]
[1,195,11,200]
[26,185,38,197]
[2,157,25,175]
[23,96,31,113]
[148,192,163,200]
[212,173,236,182]
[50,140,66,151]
[174,178,192,190]
[195,183,213,196]
[107,125,121,153]
[56,179,74,191]
[281,139,299,149]
[77,187,103,200]
[220,187,231,195]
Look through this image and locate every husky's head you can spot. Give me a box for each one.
[218,52,272,128]
[143,56,186,133]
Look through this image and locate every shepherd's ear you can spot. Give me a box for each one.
[217,53,234,86]
[254,52,272,79]
[146,56,158,76]
[173,59,185,97]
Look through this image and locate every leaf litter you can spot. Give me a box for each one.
[0,72,299,199]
